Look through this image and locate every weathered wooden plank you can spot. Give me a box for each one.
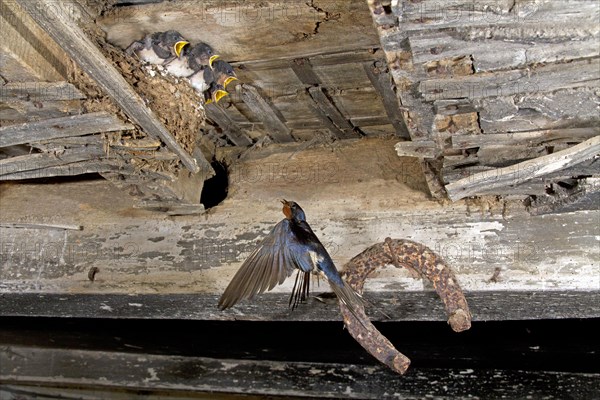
[0,0,69,81]
[0,81,85,102]
[205,103,253,147]
[363,61,410,138]
[303,92,347,137]
[0,139,597,297]
[99,2,380,64]
[0,160,118,180]
[451,127,600,149]
[419,58,600,101]
[290,58,322,86]
[443,159,600,187]
[445,136,600,201]
[307,87,357,139]
[0,99,81,124]
[474,88,600,134]
[0,112,133,147]
[410,29,600,72]
[0,291,598,321]
[400,0,600,31]
[16,0,202,173]
[365,0,446,197]
[230,48,380,72]
[240,84,294,143]
[289,58,359,139]
[395,140,439,158]
[0,147,105,176]
[1,346,598,399]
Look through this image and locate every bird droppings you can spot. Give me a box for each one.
[143,368,160,382]
[100,304,113,312]
[220,362,239,371]
[128,303,143,307]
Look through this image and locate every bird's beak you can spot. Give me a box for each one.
[224,76,238,88]
[209,54,220,67]
[174,41,189,57]
[280,199,288,205]
[213,89,229,103]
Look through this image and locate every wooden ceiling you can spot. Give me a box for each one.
[0,0,598,212]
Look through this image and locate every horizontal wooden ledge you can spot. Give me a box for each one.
[0,112,134,148]
[450,127,600,149]
[1,346,598,399]
[0,291,598,321]
[418,58,599,101]
[0,81,85,102]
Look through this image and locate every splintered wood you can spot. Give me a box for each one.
[339,238,471,375]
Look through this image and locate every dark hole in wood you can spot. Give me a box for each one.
[200,159,228,209]
[382,4,393,14]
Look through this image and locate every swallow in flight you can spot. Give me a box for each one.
[218,200,363,316]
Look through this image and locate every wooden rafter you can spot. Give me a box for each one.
[363,61,410,139]
[445,136,600,201]
[0,112,133,147]
[15,0,205,174]
[204,103,252,147]
[291,58,359,139]
[240,84,293,143]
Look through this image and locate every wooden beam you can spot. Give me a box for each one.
[290,58,358,139]
[0,291,598,321]
[240,84,294,143]
[363,61,410,139]
[0,112,133,147]
[307,86,357,139]
[445,136,600,201]
[0,147,105,176]
[0,81,85,102]
[1,346,599,399]
[290,58,322,86]
[15,0,202,173]
[410,29,600,72]
[0,160,117,180]
[230,48,380,71]
[400,0,599,31]
[204,103,252,147]
[0,0,69,81]
[419,58,600,102]
[451,127,600,149]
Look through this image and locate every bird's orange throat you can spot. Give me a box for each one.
[282,203,293,219]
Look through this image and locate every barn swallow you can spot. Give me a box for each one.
[125,30,189,65]
[204,82,229,104]
[188,66,215,94]
[218,200,363,316]
[211,59,238,88]
[165,42,219,78]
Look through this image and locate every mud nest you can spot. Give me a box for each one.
[67,22,207,175]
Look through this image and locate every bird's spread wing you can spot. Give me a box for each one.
[218,219,311,310]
